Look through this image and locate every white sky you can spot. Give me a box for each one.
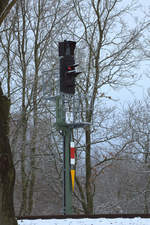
[18,218,150,225]
[108,0,150,107]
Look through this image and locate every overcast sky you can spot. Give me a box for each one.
[108,0,150,108]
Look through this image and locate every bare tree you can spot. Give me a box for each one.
[0,0,17,25]
[70,0,146,214]
[119,99,150,213]
[0,0,18,224]
[0,0,75,216]
[0,83,17,225]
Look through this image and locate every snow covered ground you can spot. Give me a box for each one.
[18,218,150,225]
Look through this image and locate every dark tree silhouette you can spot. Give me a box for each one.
[0,82,17,224]
[0,0,17,25]
[0,0,18,223]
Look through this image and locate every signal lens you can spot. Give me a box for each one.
[68,66,72,70]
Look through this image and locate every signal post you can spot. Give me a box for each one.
[55,94,73,215]
[53,40,90,215]
[56,40,81,215]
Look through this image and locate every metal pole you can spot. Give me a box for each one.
[63,135,66,214]
[55,95,72,215]
[63,127,72,215]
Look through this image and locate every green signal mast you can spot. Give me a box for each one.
[43,41,91,215]
[57,40,81,215]
[56,41,91,215]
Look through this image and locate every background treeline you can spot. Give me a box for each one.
[0,0,150,215]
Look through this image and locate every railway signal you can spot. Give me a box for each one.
[55,40,89,215]
[59,41,81,95]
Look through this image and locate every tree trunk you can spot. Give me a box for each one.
[0,84,18,225]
